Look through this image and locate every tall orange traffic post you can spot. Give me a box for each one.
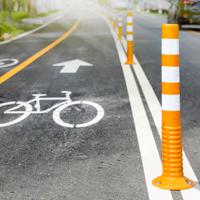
[125,11,134,64]
[113,16,117,30]
[152,24,195,190]
[117,17,123,40]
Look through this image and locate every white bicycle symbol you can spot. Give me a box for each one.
[0,58,19,68]
[0,91,104,128]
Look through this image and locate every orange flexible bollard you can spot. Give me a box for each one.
[117,17,123,40]
[113,16,117,30]
[125,11,134,64]
[152,24,195,190]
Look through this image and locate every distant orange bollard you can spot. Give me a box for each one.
[152,24,195,190]
[117,17,123,40]
[125,11,134,64]
[113,16,117,30]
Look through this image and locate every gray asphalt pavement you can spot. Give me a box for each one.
[0,7,148,200]
[1,3,200,200]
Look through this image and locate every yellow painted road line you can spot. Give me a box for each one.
[0,19,81,85]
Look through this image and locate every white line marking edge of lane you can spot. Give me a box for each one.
[103,15,174,200]
[0,12,67,46]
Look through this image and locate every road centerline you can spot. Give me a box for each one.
[0,19,80,85]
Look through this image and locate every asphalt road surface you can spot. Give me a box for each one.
[0,5,147,200]
[0,2,200,200]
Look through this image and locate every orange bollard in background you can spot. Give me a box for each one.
[152,24,195,190]
[125,11,134,64]
[113,16,117,30]
[117,17,123,40]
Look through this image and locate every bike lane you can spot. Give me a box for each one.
[0,8,149,200]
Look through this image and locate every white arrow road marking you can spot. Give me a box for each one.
[53,59,93,73]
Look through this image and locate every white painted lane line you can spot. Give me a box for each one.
[106,17,174,200]
[121,37,200,200]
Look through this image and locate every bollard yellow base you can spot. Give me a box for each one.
[125,60,134,65]
[152,175,195,190]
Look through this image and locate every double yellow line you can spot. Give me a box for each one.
[0,19,81,85]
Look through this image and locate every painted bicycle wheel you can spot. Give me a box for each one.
[0,102,32,127]
[53,101,104,128]
[0,58,19,68]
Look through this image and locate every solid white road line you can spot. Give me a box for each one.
[0,13,66,46]
[106,18,174,200]
[121,37,200,200]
